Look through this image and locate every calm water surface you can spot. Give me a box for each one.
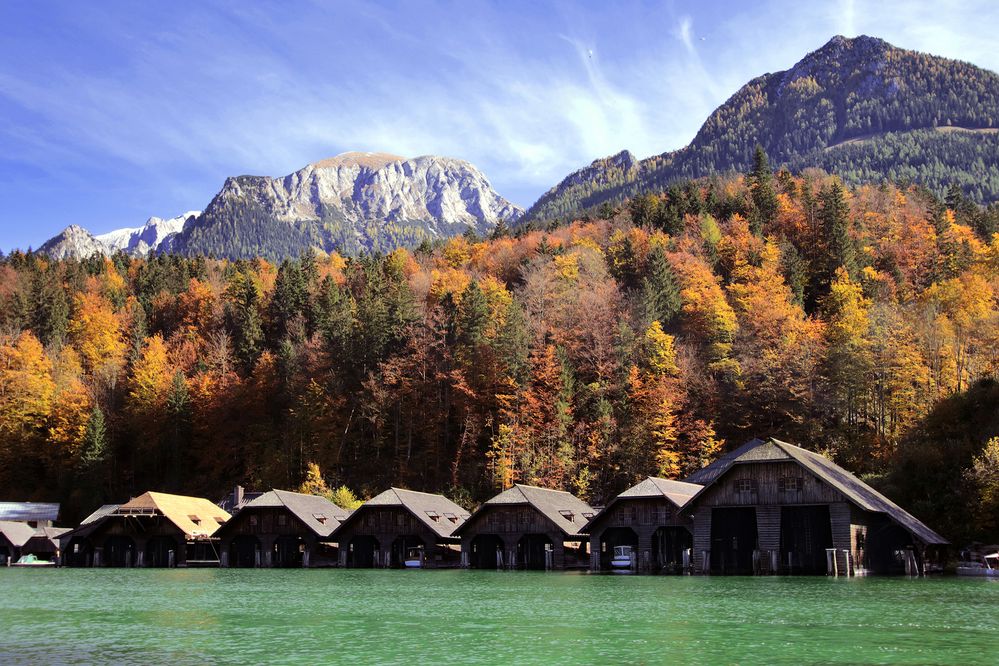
[1,569,996,665]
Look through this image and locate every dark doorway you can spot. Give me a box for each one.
[273,535,304,567]
[104,536,136,567]
[391,535,425,568]
[517,534,554,570]
[145,536,177,567]
[654,526,693,573]
[780,505,833,574]
[229,535,260,568]
[347,535,380,568]
[469,534,504,569]
[0,545,10,565]
[710,507,757,574]
[64,538,93,567]
[867,523,916,575]
[599,527,638,570]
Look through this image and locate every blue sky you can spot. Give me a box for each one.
[1,0,997,251]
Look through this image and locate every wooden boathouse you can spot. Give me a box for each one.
[59,492,230,567]
[583,477,701,573]
[455,484,594,570]
[684,438,948,575]
[214,490,349,567]
[331,488,468,568]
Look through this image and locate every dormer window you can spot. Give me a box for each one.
[582,512,594,519]
[425,511,440,522]
[188,515,202,526]
[313,513,327,524]
[559,509,575,522]
[214,516,226,525]
[444,512,458,523]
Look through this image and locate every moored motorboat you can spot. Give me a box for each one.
[956,552,999,577]
[11,554,55,567]
[404,547,424,568]
[610,545,635,572]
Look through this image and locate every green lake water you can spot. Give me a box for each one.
[1,569,997,665]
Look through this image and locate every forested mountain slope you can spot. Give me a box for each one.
[525,35,999,223]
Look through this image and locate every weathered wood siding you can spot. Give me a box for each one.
[459,505,587,570]
[587,497,693,573]
[333,506,457,568]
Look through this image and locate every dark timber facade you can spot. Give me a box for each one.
[331,488,468,568]
[214,490,349,568]
[456,485,594,570]
[583,477,701,573]
[684,438,948,575]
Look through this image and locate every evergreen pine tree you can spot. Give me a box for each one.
[748,145,779,236]
[641,245,682,328]
[820,181,858,280]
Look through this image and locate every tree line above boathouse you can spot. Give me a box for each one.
[0,170,997,545]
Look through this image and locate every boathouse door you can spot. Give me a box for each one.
[469,534,504,569]
[710,507,757,574]
[780,505,833,574]
[348,535,379,568]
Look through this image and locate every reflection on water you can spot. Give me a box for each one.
[1,569,997,665]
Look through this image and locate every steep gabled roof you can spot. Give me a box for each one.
[0,502,60,523]
[115,492,230,538]
[0,520,38,547]
[334,488,470,539]
[456,484,594,538]
[582,477,701,533]
[236,490,350,538]
[683,438,765,485]
[769,439,947,545]
[686,438,948,545]
[80,504,119,525]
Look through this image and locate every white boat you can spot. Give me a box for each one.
[12,554,55,567]
[956,552,999,577]
[610,545,635,571]
[404,547,423,568]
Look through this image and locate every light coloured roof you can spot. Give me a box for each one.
[336,488,470,539]
[458,484,594,538]
[0,502,60,523]
[583,477,701,533]
[117,492,230,538]
[238,490,350,538]
[0,520,38,547]
[80,504,119,525]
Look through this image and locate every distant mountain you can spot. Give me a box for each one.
[37,152,521,261]
[37,225,112,261]
[165,152,523,259]
[97,211,201,256]
[525,35,999,223]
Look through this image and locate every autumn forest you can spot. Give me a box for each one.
[2,159,998,542]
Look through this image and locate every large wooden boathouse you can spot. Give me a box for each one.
[214,489,349,567]
[59,492,230,567]
[583,477,701,573]
[331,488,468,568]
[456,484,594,570]
[683,438,948,575]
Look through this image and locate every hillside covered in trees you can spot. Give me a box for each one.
[526,35,999,223]
[1,165,998,542]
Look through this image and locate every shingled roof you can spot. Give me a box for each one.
[456,484,595,538]
[0,502,60,523]
[683,438,765,485]
[114,492,231,538]
[688,438,948,545]
[582,477,701,533]
[235,490,350,538]
[334,488,470,539]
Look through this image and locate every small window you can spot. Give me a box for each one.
[582,511,594,519]
[214,516,226,525]
[277,514,287,526]
[425,511,440,522]
[313,513,327,524]
[779,477,802,492]
[559,509,575,522]
[734,479,757,493]
[444,512,458,523]
[249,515,258,527]
[188,515,202,525]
